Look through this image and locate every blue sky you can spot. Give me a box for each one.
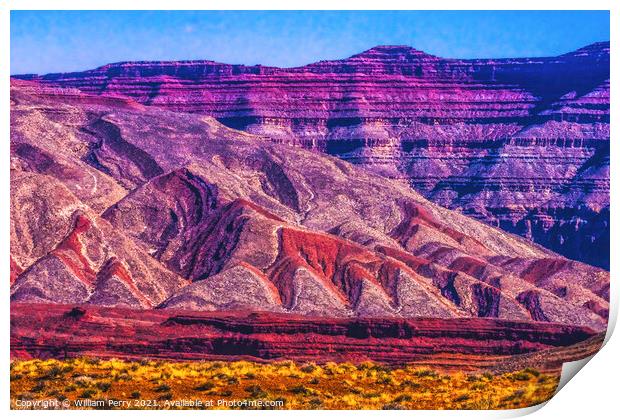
[11,10,610,75]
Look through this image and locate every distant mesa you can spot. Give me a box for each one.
[13,42,610,270]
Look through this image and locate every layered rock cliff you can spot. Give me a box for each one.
[16,42,609,268]
[10,81,609,331]
[11,303,601,369]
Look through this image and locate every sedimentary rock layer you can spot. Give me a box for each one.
[10,303,601,371]
[15,42,610,268]
[10,81,609,331]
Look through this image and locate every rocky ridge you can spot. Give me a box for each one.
[11,303,602,370]
[15,42,610,268]
[10,81,609,331]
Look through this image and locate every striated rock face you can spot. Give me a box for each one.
[10,81,608,332]
[13,45,611,269]
[11,303,601,369]
[10,172,188,308]
[15,42,609,268]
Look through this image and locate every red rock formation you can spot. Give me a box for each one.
[10,257,23,285]
[90,257,152,308]
[50,214,98,286]
[10,172,187,308]
[520,258,571,285]
[10,303,602,371]
[9,80,609,332]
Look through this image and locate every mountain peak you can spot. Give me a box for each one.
[561,41,610,58]
[349,45,437,61]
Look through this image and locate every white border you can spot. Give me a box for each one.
[2,2,618,419]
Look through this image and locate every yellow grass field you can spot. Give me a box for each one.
[10,358,559,410]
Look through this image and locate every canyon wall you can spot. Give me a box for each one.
[15,42,610,268]
[10,81,609,331]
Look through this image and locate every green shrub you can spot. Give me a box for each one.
[453,393,470,402]
[79,389,96,398]
[288,385,313,396]
[393,394,413,403]
[95,381,111,392]
[245,385,267,398]
[195,381,215,391]
[30,382,45,393]
[301,364,317,373]
[511,372,531,381]
[153,384,171,393]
